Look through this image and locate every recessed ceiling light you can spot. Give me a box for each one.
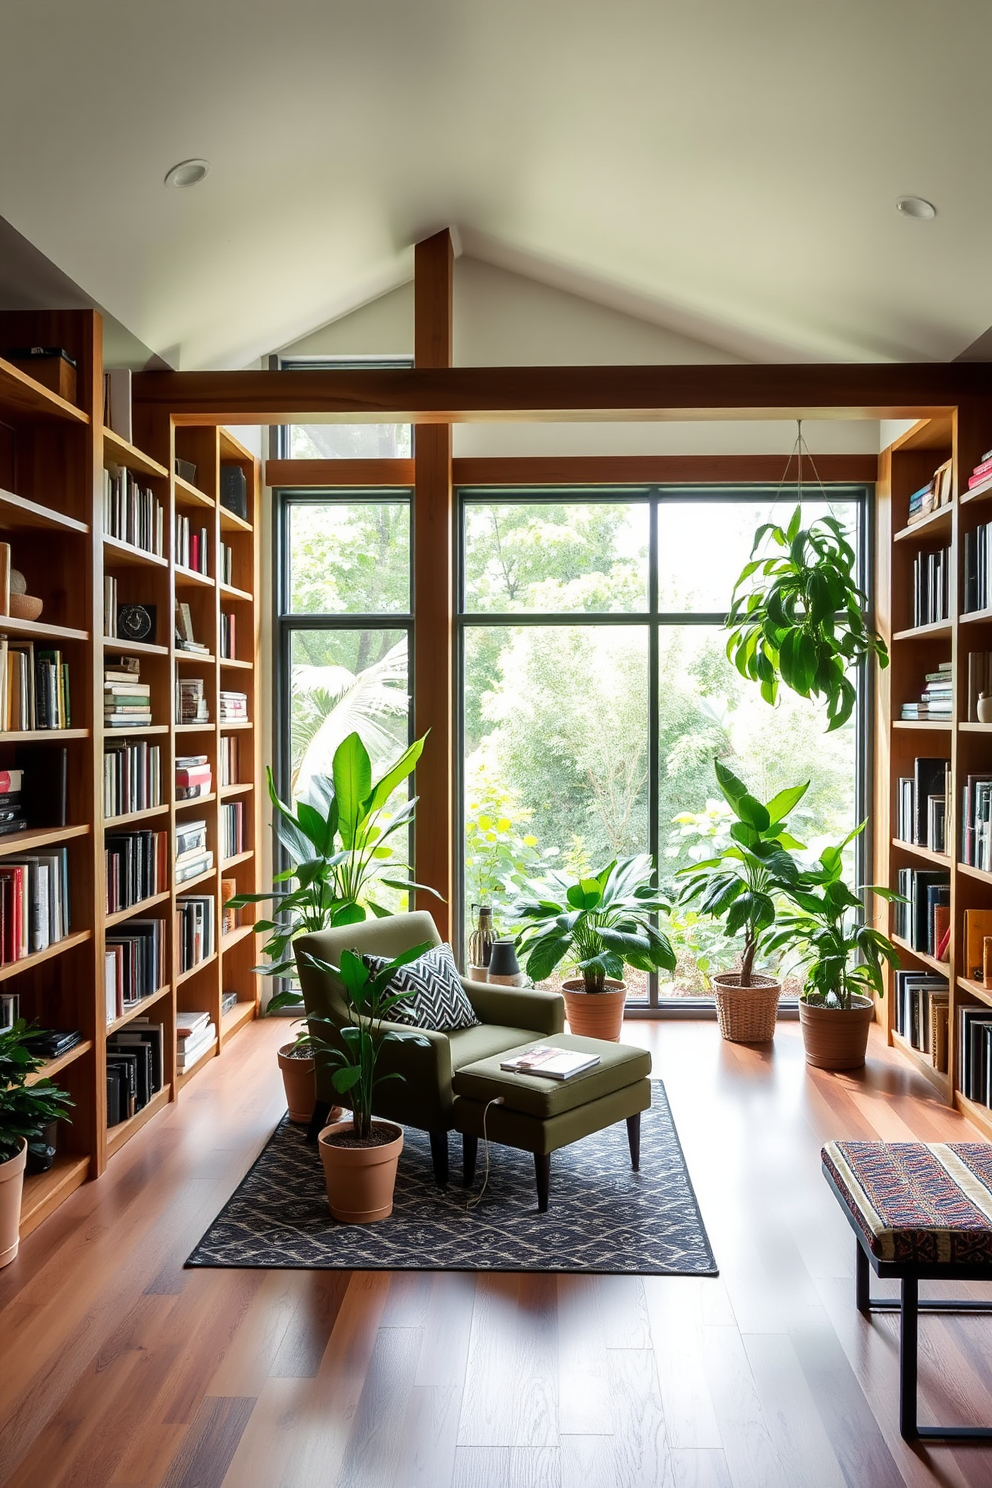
[896,195,936,220]
[164,159,209,189]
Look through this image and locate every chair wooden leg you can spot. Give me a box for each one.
[626,1113,641,1170]
[462,1134,478,1187]
[429,1130,449,1187]
[535,1153,551,1212]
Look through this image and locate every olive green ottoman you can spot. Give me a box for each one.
[451,1032,652,1212]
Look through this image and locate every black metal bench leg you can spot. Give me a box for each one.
[856,1241,871,1317]
[462,1134,478,1187]
[535,1153,551,1213]
[900,1275,919,1440]
[429,1130,449,1187]
[626,1113,641,1171]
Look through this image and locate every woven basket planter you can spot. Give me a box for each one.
[711,972,781,1043]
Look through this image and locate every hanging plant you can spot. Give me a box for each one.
[725,502,887,732]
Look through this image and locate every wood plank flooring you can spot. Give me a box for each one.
[2,1015,992,1487]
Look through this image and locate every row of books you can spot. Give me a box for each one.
[176,514,209,575]
[966,651,992,722]
[219,691,247,723]
[961,775,992,869]
[896,757,950,851]
[177,893,216,974]
[0,639,71,731]
[177,754,211,800]
[177,677,208,724]
[893,970,948,1070]
[105,740,163,818]
[103,465,164,557]
[0,849,70,962]
[176,818,213,885]
[912,547,950,628]
[105,919,166,1020]
[962,908,992,981]
[968,448,992,492]
[900,662,951,722]
[105,830,167,914]
[958,1005,992,1108]
[220,543,234,586]
[963,521,992,614]
[894,868,950,960]
[107,1019,163,1125]
[907,460,953,524]
[222,801,245,860]
[220,736,239,787]
[219,612,237,660]
[176,1009,216,1075]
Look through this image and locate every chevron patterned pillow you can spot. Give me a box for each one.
[362,942,481,1032]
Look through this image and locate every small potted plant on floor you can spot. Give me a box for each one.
[676,761,808,1043]
[765,827,903,1069]
[301,943,431,1224]
[513,855,676,1041]
[0,1019,74,1268]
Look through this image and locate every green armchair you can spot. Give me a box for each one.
[293,911,565,1184]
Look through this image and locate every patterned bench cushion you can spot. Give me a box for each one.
[822,1141,992,1264]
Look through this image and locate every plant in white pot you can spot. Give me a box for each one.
[765,827,903,1070]
[513,855,676,1042]
[0,1020,74,1268]
[300,943,431,1223]
[676,761,809,1043]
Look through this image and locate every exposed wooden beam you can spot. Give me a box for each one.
[133,362,992,426]
[264,458,415,488]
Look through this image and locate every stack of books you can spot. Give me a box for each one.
[219,736,239,787]
[104,919,166,1020]
[107,1019,164,1124]
[968,449,992,495]
[896,757,951,852]
[961,775,992,868]
[222,800,245,859]
[175,819,213,884]
[176,1010,216,1075]
[105,829,167,913]
[221,989,238,1017]
[0,848,70,960]
[176,755,211,800]
[219,691,247,723]
[893,971,949,1069]
[104,739,162,818]
[103,465,164,556]
[175,601,209,655]
[912,547,950,627]
[177,677,209,724]
[901,662,952,721]
[177,892,216,973]
[175,514,209,574]
[219,612,236,659]
[0,640,71,730]
[105,659,151,729]
[25,1028,81,1060]
[895,868,951,959]
[0,768,26,838]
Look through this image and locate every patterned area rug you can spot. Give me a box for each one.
[187,1083,717,1275]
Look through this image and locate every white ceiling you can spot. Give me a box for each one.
[1,1,990,371]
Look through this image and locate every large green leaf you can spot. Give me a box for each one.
[332,732,373,849]
[362,734,428,815]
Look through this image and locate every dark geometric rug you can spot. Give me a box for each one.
[186,1082,717,1275]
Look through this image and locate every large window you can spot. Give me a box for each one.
[457,487,869,1007]
[280,356,412,460]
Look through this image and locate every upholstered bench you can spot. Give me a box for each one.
[822,1140,992,1440]
[451,1032,651,1212]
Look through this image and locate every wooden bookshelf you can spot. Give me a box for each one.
[878,412,992,1137]
[0,308,261,1245]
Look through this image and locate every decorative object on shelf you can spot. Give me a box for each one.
[220,465,248,520]
[174,458,197,485]
[726,422,888,731]
[514,855,675,1042]
[979,694,992,724]
[8,569,42,622]
[487,938,525,987]
[303,943,432,1223]
[104,368,132,440]
[0,1018,74,1268]
[467,902,496,980]
[677,761,807,1043]
[116,602,155,643]
[5,346,77,404]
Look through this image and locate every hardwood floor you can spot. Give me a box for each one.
[2,1015,992,1487]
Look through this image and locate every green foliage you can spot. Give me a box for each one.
[764,826,903,1010]
[677,760,809,985]
[0,1020,74,1165]
[725,505,888,731]
[301,943,432,1141]
[464,751,558,922]
[228,731,441,1010]
[514,855,676,993]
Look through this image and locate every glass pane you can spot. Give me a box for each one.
[464,501,649,613]
[288,423,411,459]
[658,624,857,998]
[463,624,650,998]
[656,497,858,613]
[288,501,410,615]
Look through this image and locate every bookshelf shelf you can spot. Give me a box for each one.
[222,1001,256,1039]
[106,1084,172,1159]
[221,924,255,950]
[103,636,169,658]
[219,507,253,534]
[893,719,953,731]
[219,582,252,602]
[894,505,953,543]
[891,1030,950,1095]
[0,354,90,425]
[220,657,252,670]
[103,724,170,737]
[892,620,952,643]
[102,427,168,480]
[891,838,951,868]
[176,792,216,809]
[176,953,218,987]
[220,782,252,798]
[176,651,215,664]
[891,934,950,977]
[24,1038,94,1088]
[0,823,89,857]
[175,475,214,510]
[175,866,217,893]
[961,473,992,506]
[959,606,992,627]
[222,849,253,869]
[0,728,89,743]
[106,984,172,1035]
[220,720,252,731]
[175,566,214,589]
[19,1155,90,1241]
[105,890,172,928]
[958,862,992,887]
[103,534,168,569]
[955,1091,992,1140]
[956,975,992,1008]
[0,617,89,643]
[104,804,170,828]
[0,486,89,536]
[176,723,214,735]
[176,1042,217,1088]
[0,929,92,986]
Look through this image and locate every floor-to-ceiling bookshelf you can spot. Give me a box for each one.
[0,309,260,1243]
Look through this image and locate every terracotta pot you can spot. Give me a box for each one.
[711,971,781,1044]
[278,1044,337,1126]
[0,1138,27,1269]
[799,994,875,1070]
[318,1119,403,1224]
[561,978,626,1041]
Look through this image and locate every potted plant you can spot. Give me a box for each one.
[676,761,808,1043]
[514,855,676,1041]
[228,730,441,1123]
[765,827,903,1069]
[0,1019,74,1268]
[301,943,431,1223]
[726,504,888,732]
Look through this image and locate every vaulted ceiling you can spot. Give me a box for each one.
[1,1,990,370]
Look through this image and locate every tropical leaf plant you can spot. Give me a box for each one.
[0,1020,74,1164]
[291,637,408,798]
[228,730,442,1012]
[676,759,809,986]
[725,504,888,732]
[513,854,676,993]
